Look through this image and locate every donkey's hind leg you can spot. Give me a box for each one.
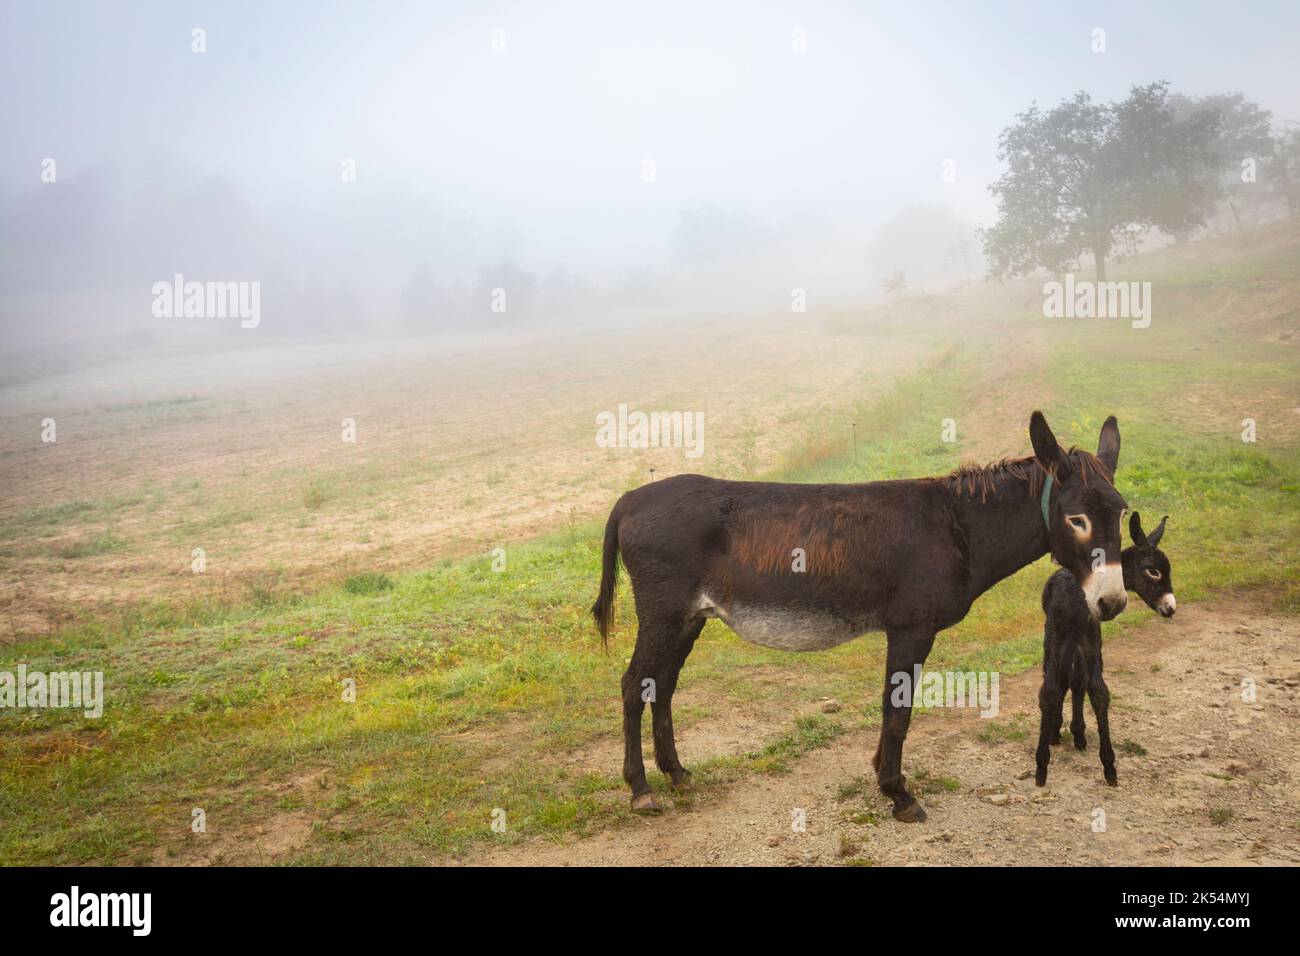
[622,613,696,813]
[651,619,705,790]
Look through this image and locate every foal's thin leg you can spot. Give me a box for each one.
[651,619,704,790]
[1069,661,1088,750]
[1086,653,1117,786]
[875,628,937,822]
[1050,658,1070,745]
[1035,672,1063,787]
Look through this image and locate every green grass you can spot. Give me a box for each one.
[1,233,1298,865]
[343,572,395,596]
[52,531,129,560]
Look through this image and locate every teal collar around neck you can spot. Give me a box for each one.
[1040,474,1054,532]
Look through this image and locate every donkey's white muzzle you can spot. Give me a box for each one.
[1084,565,1127,621]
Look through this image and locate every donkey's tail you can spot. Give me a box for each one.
[592,505,622,648]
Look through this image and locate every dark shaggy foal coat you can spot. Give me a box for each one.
[1035,512,1174,787]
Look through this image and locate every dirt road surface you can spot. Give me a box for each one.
[477,601,1300,866]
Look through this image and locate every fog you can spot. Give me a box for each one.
[2,0,1298,355]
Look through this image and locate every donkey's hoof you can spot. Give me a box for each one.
[1073,738,1087,751]
[630,792,661,814]
[1104,769,1118,787]
[893,801,927,823]
[670,770,693,791]
[1034,770,1048,787]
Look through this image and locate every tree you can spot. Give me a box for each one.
[881,270,908,298]
[1270,124,1300,218]
[1169,92,1274,233]
[981,82,1219,281]
[474,260,537,323]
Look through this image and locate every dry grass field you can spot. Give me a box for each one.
[0,317,928,641]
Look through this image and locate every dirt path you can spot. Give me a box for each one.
[477,601,1300,866]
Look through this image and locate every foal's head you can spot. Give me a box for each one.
[1030,411,1129,621]
[1123,512,1175,617]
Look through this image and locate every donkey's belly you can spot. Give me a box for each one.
[697,594,876,652]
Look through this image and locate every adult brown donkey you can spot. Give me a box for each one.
[593,411,1127,821]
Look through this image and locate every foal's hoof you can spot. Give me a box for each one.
[630,792,661,814]
[1104,768,1118,787]
[893,801,927,823]
[670,770,693,791]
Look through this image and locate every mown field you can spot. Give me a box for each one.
[0,223,1297,865]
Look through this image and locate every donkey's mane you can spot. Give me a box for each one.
[941,448,1112,503]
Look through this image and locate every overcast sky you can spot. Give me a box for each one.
[3,0,1298,304]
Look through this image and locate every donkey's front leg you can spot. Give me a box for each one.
[875,628,937,822]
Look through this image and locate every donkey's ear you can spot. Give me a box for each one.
[1129,511,1148,547]
[1146,515,1168,548]
[1029,411,1071,477]
[1096,415,1120,475]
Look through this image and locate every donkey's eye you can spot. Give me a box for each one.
[1144,568,1162,580]
[1067,514,1090,534]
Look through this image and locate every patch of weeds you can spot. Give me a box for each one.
[570,773,622,797]
[846,809,882,826]
[246,582,279,608]
[205,505,255,529]
[303,480,330,511]
[746,715,844,774]
[344,572,395,596]
[976,715,1028,744]
[912,769,960,795]
[1209,807,1234,826]
[835,777,871,803]
[1119,739,1147,756]
[54,531,128,559]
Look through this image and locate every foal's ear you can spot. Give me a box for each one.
[1029,411,1071,477]
[1129,511,1148,547]
[1096,415,1120,475]
[1146,515,1168,548]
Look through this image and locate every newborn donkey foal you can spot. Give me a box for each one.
[1035,512,1175,787]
